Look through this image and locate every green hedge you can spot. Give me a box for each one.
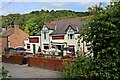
[62,55,120,80]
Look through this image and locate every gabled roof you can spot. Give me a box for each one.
[2,28,14,37]
[44,22,56,30]
[44,16,87,35]
[65,23,78,31]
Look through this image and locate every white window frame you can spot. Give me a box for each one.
[67,27,75,40]
[27,44,30,49]
[68,33,74,39]
[43,44,49,49]
[8,36,10,41]
[8,42,10,47]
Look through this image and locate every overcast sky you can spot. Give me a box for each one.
[0,0,110,16]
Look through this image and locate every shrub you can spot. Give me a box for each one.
[89,56,120,80]
[62,55,120,80]
[62,1,120,80]
[0,67,12,80]
[62,55,91,80]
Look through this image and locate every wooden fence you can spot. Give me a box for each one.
[2,55,24,65]
[28,57,74,71]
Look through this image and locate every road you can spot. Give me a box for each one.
[2,62,61,78]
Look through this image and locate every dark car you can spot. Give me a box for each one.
[4,47,15,52]
[14,47,26,51]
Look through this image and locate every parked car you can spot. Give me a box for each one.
[14,47,26,51]
[4,47,15,52]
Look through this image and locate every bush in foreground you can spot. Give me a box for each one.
[0,67,12,80]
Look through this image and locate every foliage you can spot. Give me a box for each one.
[62,55,91,80]
[63,55,120,80]
[0,67,12,80]
[63,2,120,80]
[82,2,120,58]
[1,10,90,35]
[82,2,120,79]
[24,17,40,35]
[89,56,120,80]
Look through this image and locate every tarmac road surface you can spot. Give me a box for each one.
[2,62,61,78]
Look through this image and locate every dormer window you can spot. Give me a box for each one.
[42,25,49,40]
[68,33,74,39]
[67,27,74,39]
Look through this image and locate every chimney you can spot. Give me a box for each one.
[55,25,57,30]
[76,26,79,32]
[14,25,19,35]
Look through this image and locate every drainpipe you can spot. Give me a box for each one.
[83,41,84,54]
[7,36,8,47]
[40,32,42,52]
[40,35,42,52]
[49,32,50,49]
[65,42,67,56]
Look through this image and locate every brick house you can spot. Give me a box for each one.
[1,25,29,51]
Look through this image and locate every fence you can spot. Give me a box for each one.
[28,57,74,71]
[2,55,24,65]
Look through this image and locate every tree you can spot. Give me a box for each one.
[24,25,29,34]
[2,10,90,35]
[81,2,120,79]
[82,2,120,58]
[24,18,40,35]
[63,2,120,80]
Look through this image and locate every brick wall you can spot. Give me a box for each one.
[2,37,7,51]
[10,25,29,48]
[0,37,2,52]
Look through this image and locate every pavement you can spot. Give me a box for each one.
[1,62,61,78]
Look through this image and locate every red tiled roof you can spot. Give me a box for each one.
[2,28,14,36]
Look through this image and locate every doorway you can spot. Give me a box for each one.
[68,45,75,56]
[33,44,36,54]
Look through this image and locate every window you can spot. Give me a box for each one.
[44,32,46,39]
[68,34,74,39]
[8,42,10,47]
[56,45,62,50]
[8,36,10,41]
[44,44,49,49]
[27,44,30,49]
[7,36,10,47]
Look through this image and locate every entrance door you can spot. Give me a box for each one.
[56,45,64,56]
[33,44,36,54]
[69,45,75,56]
